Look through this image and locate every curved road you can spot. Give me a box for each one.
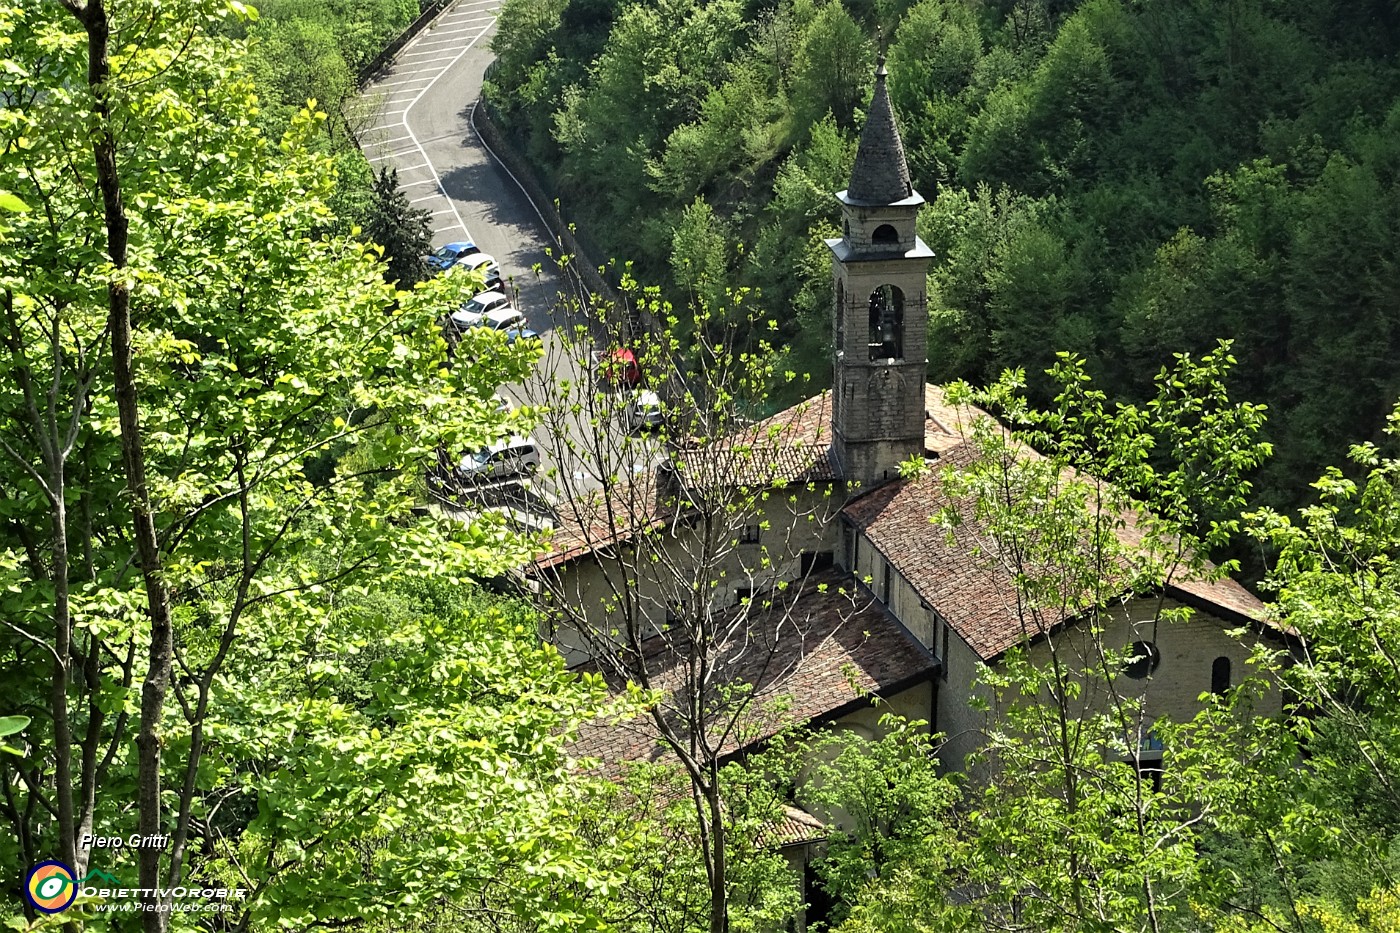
[357,5,654,512]
[358,0,560,331]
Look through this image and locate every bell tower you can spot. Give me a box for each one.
[828,58,934,488]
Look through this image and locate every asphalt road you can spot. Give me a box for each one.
[357,0,558,330]
[355,2,658,516]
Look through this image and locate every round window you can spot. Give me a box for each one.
[1123,640,1161,680]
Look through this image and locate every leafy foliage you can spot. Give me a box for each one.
[487,0,1400,510]
[0,3,612,929]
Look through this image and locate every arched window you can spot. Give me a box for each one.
[835,279,845,348]
[843,220,851,239]
[868,284,904,360]
[1123,640,1161,680]
[871,223,899,246]
[1211,656,1231,694]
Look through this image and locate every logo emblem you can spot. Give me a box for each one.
[25,861,78,914]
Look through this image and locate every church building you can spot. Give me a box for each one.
[534,60,1280,798]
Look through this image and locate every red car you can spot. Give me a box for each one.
[594,348,640,388]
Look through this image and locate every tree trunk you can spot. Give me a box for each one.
[706,778,728,933]
[66,1,176,929]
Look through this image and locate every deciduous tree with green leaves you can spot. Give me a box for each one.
[0,2,613,930]
[820,345,1292,931]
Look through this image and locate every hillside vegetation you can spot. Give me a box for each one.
[485,0,1400,508]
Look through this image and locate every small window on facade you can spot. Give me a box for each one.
[1211,656,1232,695]
[801,551,834,575]
[867,284,904,361]
[740,524,761,544]
[843,525,855,570]
[735,585,754,606]
[1125,731,1165,792]
[835,279,845,349]
[1130,756,1165,794]
[871,223,899,246]
[882,561,892,604]
[1123,641,1161,680]
[665,598,689,626]
[941,620,950,680]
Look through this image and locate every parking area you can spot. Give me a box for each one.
[356,0,649,517]
[358,0,501,243]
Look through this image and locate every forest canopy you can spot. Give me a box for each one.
[485,0,1400,510]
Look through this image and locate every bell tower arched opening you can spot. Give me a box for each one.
[871,223,899,246]
[868,285,904,360]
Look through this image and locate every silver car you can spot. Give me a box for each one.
[456,437,541,481]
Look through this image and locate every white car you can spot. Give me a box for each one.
[456,437,541,481]
[626,390,664,431]
[453,252,502,290]
[451,291,525,331]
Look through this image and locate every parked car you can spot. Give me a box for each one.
[594,347,640,388]
[451,291,522,330]
[453,252,502,290]
[426,240,479,272]
[504,327,541,345]
[456,437,540,481]
[625,389,663,432]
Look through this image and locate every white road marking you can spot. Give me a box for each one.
[391,2,498,240]
[359,0,502,243]
[375,78,436,91]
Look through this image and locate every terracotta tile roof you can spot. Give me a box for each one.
[668,385,975,489]
[761,805,827,848]
[532,468,687,571]
[843,438,1270,661]
[533,396,845,570]
[569,568,939,777]
[671,393,840,488]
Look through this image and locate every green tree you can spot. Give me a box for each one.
[1246,402,1400,911]
[0,2,610,929]
[788,2,872,132]
[791,715,960,926]
[363,166,433,287]
[828,346,1288,931]
[524,267,845,933]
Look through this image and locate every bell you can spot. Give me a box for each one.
[880,320,897,351]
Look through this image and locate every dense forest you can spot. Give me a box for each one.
[485,0,1400,510]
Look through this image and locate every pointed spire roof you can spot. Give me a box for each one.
[845,57,913,205]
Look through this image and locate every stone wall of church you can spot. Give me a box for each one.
[932,633,992,776]
[830,251,930,487]
[1021,598,1284,726]
[545,486,844,666]
[933,598,1285,780]
[796,680,935,832]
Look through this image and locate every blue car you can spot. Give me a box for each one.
[504,328,541,345]
[426,240,479,273]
